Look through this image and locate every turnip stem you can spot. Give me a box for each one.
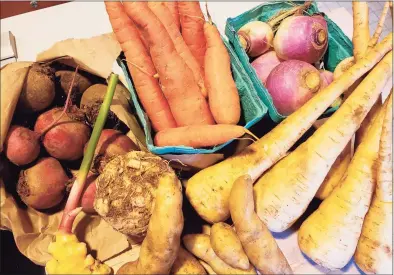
[59,73,119,233]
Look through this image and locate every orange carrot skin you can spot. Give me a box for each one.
[123,2,215,127]
[165,2,181,30]
[204,22,241,125]
[105,2,177,132]
[148,2,207,98]
[154,125,246,148]
[178,2,206,70]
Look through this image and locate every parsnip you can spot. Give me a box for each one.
[185,34,393,224]
[210,222,249,270]
[355,91,393,274]
[254,50,393,233]
[183,234,256,274]
[352,2,370,61]
[229,175,293,274]
[297,96,389,270]
[171,247,207,275]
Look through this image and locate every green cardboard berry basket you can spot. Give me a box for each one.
[118,36,268,155]
[225,1,353,123]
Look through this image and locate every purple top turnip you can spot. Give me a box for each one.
[274,14,328,64]
[4,126,40,166]
[266,60,322,116]
[34,108,91,161]
[238,21,274,57]
[251,50,284,85]
[319,70,334,89]
[17,157,68,210]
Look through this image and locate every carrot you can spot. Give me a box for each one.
[253,51,393,233]
[368,2,391,49]
[105,2,177,132]
[147,2,207,98]
[352,2,370,62]
[165,2,181,30]
[178,2,206,69]
[123,2,214,127]
[229,175,293,274]
[154,125,251,148]
[185,34,393,224]
[354,91,393,274]
[354,90,392,275]
[204,13,241,125]
[298,95,389,270]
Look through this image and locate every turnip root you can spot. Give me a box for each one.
[86,129,138,173]
[274,14,328,64]
[116,171,183,275]
[17,157,68,210]
[17,64,55,114]
[80,174,98,214]
[210,222,249,270]
[265,60,321,115]
[185,34,392,224]
[183,234,256,274]
[171,247,207,275]
[94,151,175,238]
[34,107,91,161]
[238,21,273,57]
[4,125,40,166]
[80,83,130,126]
[251,50,283,85]
[229,175,292,274]
[354,91,392,275]
[56,70,92,103]
[254,51,393,232]
[297,95,388,270]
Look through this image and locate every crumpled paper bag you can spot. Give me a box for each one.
[0,33,148,267]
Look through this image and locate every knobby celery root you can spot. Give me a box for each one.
[148,2,207,98]
[185,34,393,224]
[352,2,370,61]
[117,174,184,274]
[171,247,207,275]
[183,234,256,274]
[229,175,292,274]
[106,2,177,131]
[354,91,393,275]
[123,2,214,126]
[297,95,389,270]
[210,222,249,270]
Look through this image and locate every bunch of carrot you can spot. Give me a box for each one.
[105,2,243,149]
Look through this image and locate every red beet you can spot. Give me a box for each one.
[34,108,91,161]
[17,157,68,210]
[81,174,98,214]
[4,126,40,166]
[85,129,138,173]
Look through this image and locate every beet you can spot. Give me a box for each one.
[17,157,68,210]
[4,126,40,166]
[17,64,55,114]
[55,70,92,104]
[86,129,138,173]
[34,107,91,161]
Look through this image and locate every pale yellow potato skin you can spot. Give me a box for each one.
[171,247,207,275]
[229,175,292,274]
[210,222,249,270]
[183,234,256,275]
[117,174,184,274]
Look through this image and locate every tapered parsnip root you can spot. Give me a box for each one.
[185,33,393,224]
[210,222,249,270]
[183,234,256,274]
[254,50,393,233]
[297,96,389,270]
[116,173,183,274]
[171,247,207,275]
[352,2,370,61]
[368,2,391,49]
[355,91,393,275]
[229,175,293,274]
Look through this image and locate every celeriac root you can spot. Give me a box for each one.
[297,93,389,270]
[254,50,393,233]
